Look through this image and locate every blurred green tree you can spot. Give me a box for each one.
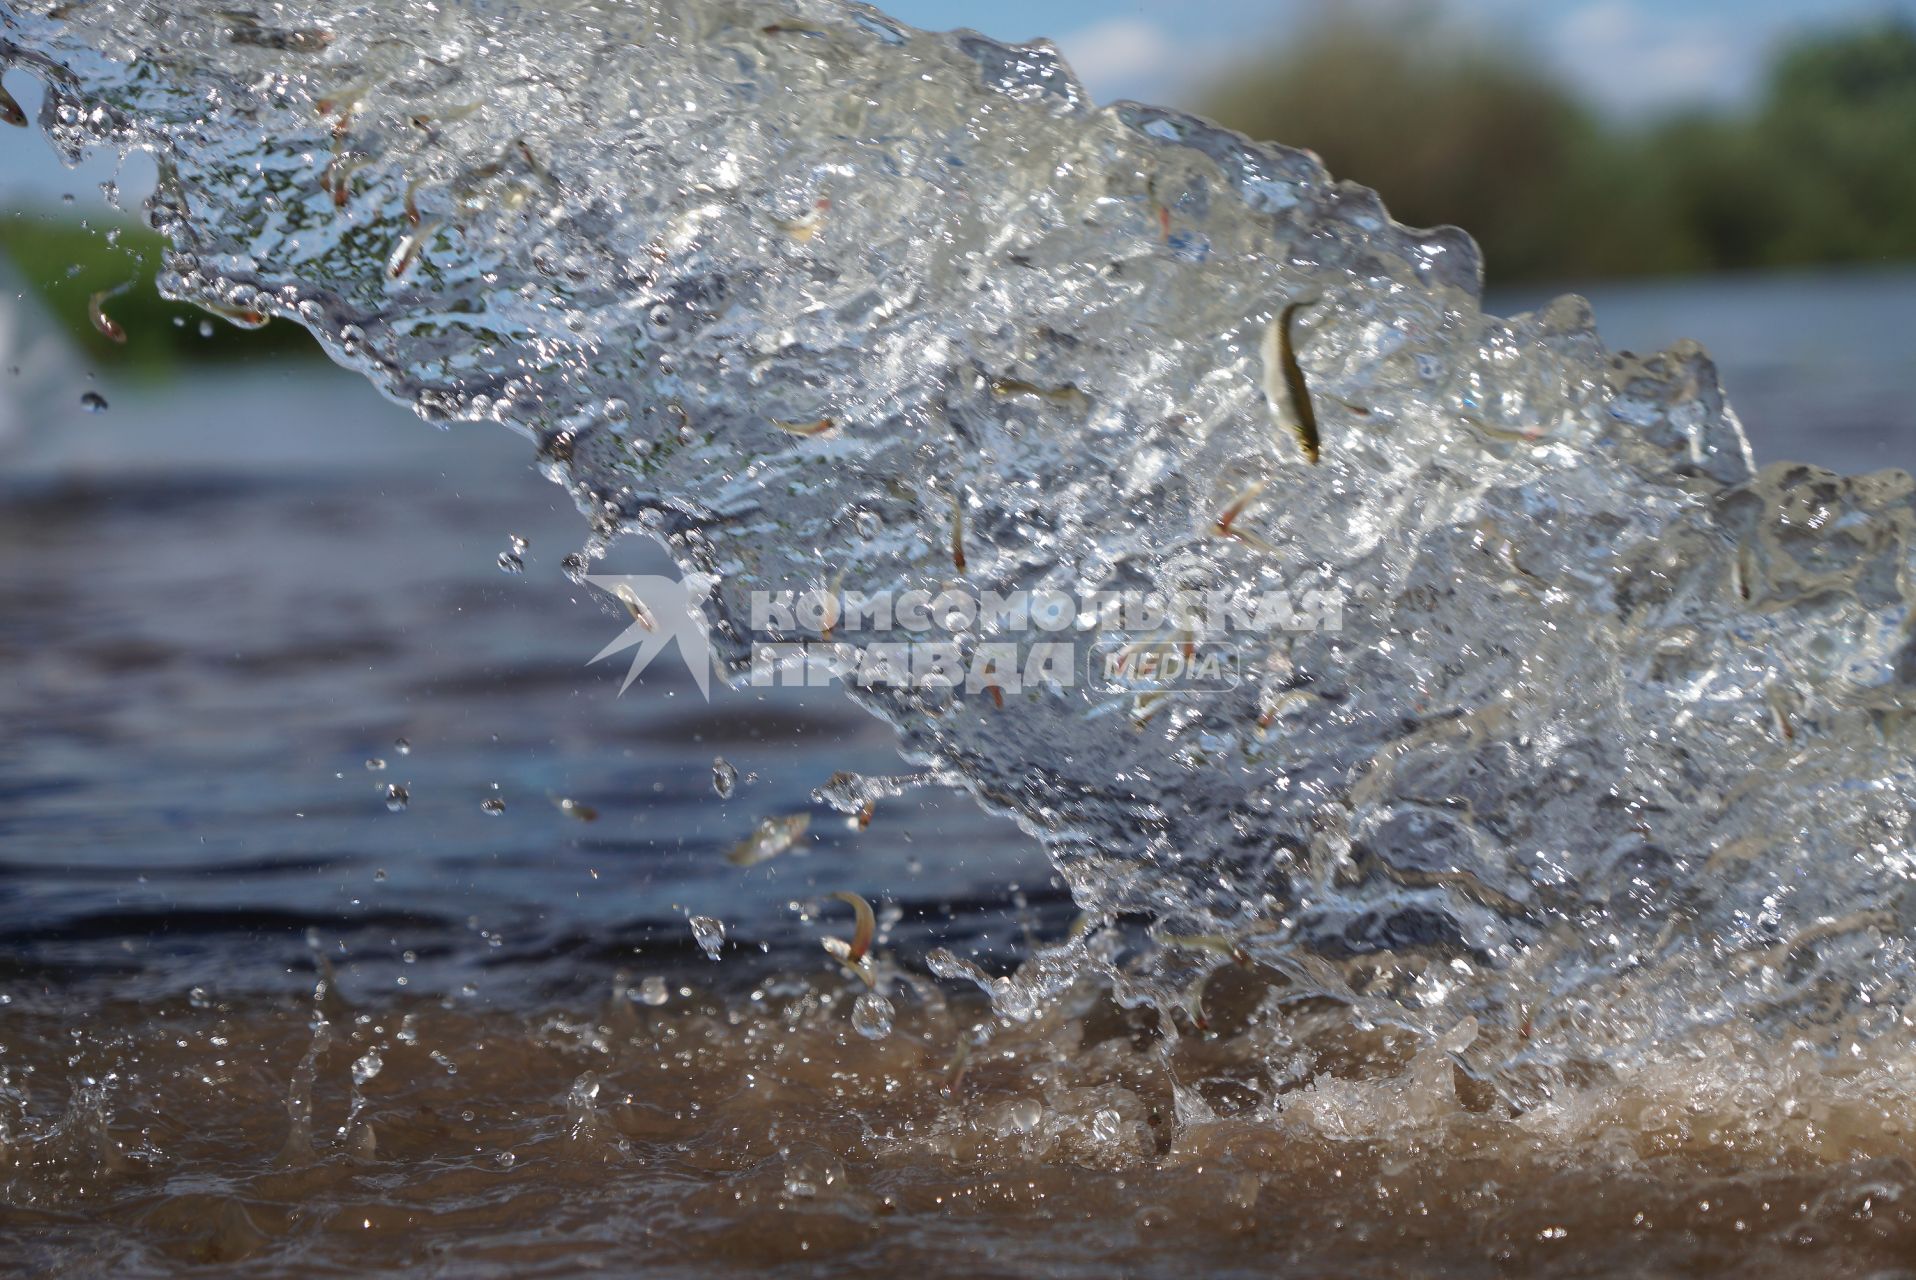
[1200,12,1916,284]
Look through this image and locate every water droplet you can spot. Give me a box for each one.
[188,986,210,1008]
[79,390,108,413]
[351,1049,383,1085]
[373,868,387,882]
[198,319,214,338]
[637,975,669,1006]
[365,758,386,772]
[851,991,895,1040]
[393,738,411,756]
[383,783,409,812]
[991,1097,1044,1137]
[690,915,725,960]
[497,550,524,574]
[712,757,738,798]
[480,797,506,816]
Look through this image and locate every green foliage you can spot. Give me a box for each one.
[0,211,314,374]
[1200,13,1916,285]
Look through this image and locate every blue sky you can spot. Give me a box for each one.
[884,0,1916,113]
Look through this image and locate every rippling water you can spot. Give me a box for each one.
[7,0,1916,1272]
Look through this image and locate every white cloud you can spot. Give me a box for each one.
[1547,1,1749,113]
[1053,17,1176,100]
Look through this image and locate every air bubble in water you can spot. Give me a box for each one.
[851,991,895,1040]
[383,783,409,812]
[637,975,669,1006]
[80,391,108,412]
[690,915,725,960]
[712,757,738,798]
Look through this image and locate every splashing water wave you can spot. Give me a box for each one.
[8,0,1916,1098]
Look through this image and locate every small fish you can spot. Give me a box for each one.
[513,139,546,179]
[855,800,876,831]
[1517,993,1551,1042]
[203,301,269,329]
[817,567,845,639]
[0,81,25,128]
[314,86,364,120]
[821,890,877,986]
[1147,177,1172,242]
[951,492,968,574]
[1211,478,1275,553]
[225,16,334,53]
[87,284,130,344]
[1261,298,1323,464]
[942,1037,973,1098]
[987,377,1090,412]
[1129,688,1173,725]
[388,219,442,279]
[726,812,811,867]
[1256,689,1315,732]
[761,22,829,36]
[324,153,369,209]
[409,101,483,132]
[771,197,831,244]
[403,175,426,227]
[1767,686,1797,743]
[769,416,836,437]
[552,796,598,822]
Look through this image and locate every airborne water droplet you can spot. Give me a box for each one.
[393,738,411,756]
[80,390,108,413]
[383,783,409,812]
[851,991,894,1040]
[637,975,669,1006]
[352,1049,383,1085]
[365,758,386,772]
[689,915,725,960]
[712,757,738,798]
[480,797,506,816]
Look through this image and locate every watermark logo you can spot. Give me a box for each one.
[584,574,716,699]
[1087,637,1243,695]
[586,571,1341,702]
